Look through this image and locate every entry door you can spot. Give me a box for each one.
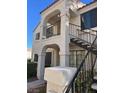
[45,52,52,67]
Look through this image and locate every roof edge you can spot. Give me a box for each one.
[40,0,59,14]
[78,0,97,11]
[33,21,41,32]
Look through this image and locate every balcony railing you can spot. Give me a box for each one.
[43,21,60,39]
[43,23,97,42]
[69,23,97,44]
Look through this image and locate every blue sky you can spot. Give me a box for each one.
[27,0,93,48]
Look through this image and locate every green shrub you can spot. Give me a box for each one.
[27,62,37,79]
[27,59,31,63]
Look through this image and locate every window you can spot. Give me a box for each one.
[35,33,40,40]
[46,26,53,38]
[34,54,38,62]
[69,50,85,67]
[81,8,97,30]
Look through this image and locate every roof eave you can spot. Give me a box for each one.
[40,0,59,14]
[78,0,97,11]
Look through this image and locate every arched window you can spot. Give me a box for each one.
[34,54,38,62]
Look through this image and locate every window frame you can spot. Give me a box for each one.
[81,8,97,30]
[34,54,38,62]
[35,32,40,40]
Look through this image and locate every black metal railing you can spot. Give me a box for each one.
[69,23,97,45]
[43,22,60,38]
[46,25,60,38]
[64,34,97,93]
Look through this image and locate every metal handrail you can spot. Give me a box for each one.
[69,23,97,32]
[65,36,97,93]
[43,21,60,39]
[43,21,60,38]
[69,23,97,45]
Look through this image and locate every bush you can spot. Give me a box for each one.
[27,59,31,63]
[27,62,37,79]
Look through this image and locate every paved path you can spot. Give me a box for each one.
[27,80,46,90]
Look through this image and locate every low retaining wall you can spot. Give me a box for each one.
[27,80,47,93]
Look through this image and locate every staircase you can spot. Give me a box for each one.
[70,38,97,55]
[64,23,97,93]
[69,23,97,55]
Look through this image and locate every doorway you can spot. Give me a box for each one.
[45,52,52,67]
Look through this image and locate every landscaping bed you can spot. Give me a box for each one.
[27,62,37,80]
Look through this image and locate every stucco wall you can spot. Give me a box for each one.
[32,22,42,62]
[70,15,81,26]
[41,0,63,20]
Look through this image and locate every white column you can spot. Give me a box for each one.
[41,18,47,39]
[59,3,70,67]
[37,52,46,80]
[59,52,70,67]
[53,49,57,66]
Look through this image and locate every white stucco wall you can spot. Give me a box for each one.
[70,15,81,26]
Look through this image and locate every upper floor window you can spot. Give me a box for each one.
[35,33,40,40]
[81,8,97,30]
[46,26,53,38]
[34,54,38,62]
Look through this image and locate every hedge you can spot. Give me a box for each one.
[27,62,37,79]
[27,59,31,63]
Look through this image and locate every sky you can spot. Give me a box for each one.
[27,0,93,48]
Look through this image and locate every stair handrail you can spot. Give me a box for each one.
[64,36,97,93]
[69,23,97,34]
[69,23,97,45]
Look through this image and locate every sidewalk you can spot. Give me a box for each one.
[27,80,46,93]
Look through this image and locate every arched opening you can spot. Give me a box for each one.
[42,44,60,67]
[43,10,61,38]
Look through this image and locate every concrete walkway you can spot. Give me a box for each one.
[27,79,46,90]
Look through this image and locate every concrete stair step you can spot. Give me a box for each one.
[77,40,84,43]
[72,38,78,41]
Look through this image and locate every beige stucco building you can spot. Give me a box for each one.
[32,0,97,82]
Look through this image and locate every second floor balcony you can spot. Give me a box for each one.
[42,22,97,44]
[41,8,97,41]
[43,21,61,39]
